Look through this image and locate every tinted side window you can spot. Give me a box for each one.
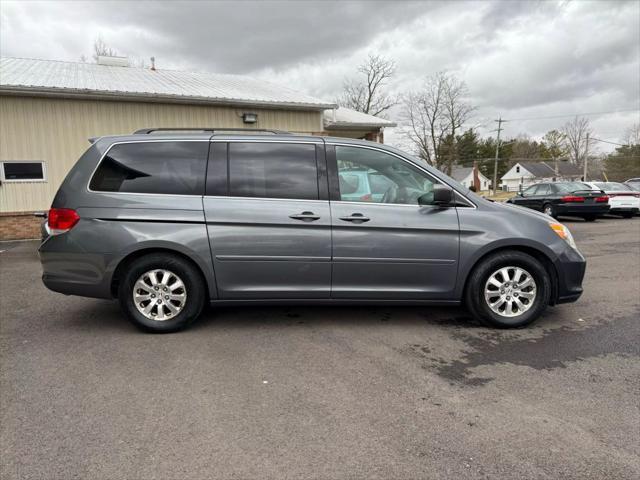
[228,143,318,200]
[536,184,551,196]
[90,142,208,195]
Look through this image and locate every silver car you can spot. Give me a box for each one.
[39,128,586,332]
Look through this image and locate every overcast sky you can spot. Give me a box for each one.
[1,0,638,151]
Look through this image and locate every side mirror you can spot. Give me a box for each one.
[420,184,454,206]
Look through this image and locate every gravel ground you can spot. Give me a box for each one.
[1,216,639,479]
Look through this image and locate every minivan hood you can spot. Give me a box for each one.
[493,200,556,223]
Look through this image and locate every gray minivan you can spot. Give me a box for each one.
[39,129,586,332]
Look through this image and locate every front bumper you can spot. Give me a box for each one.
[552,246,586,304]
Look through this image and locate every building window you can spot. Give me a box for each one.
[516,166,520,173]
[0,162,46,182]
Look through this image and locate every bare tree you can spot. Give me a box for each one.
[441,75,474,173]
[88,37,149,68]
[337,54,397,117]
[562,116,593,165]
[92,37,118,62]
[400,72,447,167]
[623,123,640,146]
[400,72,473,173]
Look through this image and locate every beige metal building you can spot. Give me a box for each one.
[0,57,395,239]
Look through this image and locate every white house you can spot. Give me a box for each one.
[450,165,491,191]
[501,161,582,192]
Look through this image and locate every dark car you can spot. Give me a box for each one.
[507,181,610,221]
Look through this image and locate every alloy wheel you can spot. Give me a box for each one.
[133,269,187,321]
[484,266,537,318]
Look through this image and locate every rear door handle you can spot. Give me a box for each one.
[289,211,321,222]
[339,213,370,223]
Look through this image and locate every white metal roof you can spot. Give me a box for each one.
[324,107,397,129]
[450,166,490,182]
[0,57,336,110]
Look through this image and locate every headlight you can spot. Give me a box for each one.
[549,222,578,250]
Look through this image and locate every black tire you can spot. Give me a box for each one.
[621,212,634,219]
[583,215,597,222]
[542,203,556,218]
[118,253,206,333]
[464,250,551,328]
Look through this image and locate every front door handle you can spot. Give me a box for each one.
[289,211,321,222]
[339,213,370,223]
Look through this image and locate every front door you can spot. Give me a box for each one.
[328,145,460,299]
[530,183,550,211]
[203,141,331,299]
[516,184,539,209]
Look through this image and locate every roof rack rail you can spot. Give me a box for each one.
[133,127,291,135]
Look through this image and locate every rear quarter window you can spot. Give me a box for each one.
[89,141,208,195]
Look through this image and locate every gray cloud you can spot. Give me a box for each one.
[1,0,638,148]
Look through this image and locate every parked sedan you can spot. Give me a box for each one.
[583,182,640,218]
[506,181,610,221]
[624,178,640,191]
[338,169,393,202]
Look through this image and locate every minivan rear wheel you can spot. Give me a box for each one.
[465,250,551,328]
[118,254,205,332]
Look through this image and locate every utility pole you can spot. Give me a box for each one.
[583,132,589,181]
[492,117,504,195]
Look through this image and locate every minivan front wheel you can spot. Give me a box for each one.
[465,250,551,328]
[118,254,205,332]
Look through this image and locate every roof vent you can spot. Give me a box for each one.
[97,55,129,67]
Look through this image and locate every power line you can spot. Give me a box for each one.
[505,109,639,122]
[590,137,629,147]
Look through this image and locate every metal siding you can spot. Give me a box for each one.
[0,96,323,213]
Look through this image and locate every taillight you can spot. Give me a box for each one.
[359,193,372,201]
[560,195,585,203]
[595,196,609,203]
[48,208,80,235]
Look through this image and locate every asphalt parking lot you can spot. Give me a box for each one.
[1,216,639,479]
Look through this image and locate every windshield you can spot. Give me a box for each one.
[593,182,631,191]
[554,182,591,193]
